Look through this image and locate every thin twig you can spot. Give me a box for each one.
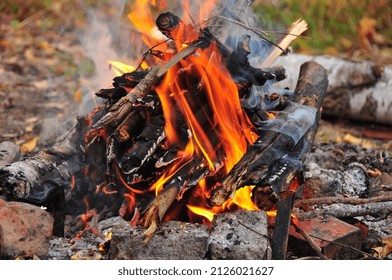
[307,233,379,260]
[291,218,329,260]
[238,221,270,239]
[12,0,69,30]
[295,194,392,209]
[204,15,284,52]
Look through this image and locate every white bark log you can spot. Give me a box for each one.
[273,54,392,125]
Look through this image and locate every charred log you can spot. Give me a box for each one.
[210,61,328,207]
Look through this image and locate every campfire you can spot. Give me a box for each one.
[0,0,338,260]
[81,1,315,239]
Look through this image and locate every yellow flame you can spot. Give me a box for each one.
[186,204,215,221]
[108,60,136,76]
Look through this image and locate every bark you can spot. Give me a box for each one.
[275,54,392,125]
[0,144,80,203]
[294,201,392,220]
[295,194,392,210]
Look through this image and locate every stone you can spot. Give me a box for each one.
[0,199,54,258]
[208,210,269,259]
[109,219,209,260]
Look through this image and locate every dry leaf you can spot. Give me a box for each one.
[358,17,386,51]
[342,133,377,149]
[25,124,34,132]
[20,136,39,153]
[74,88,82,103]
[367,168,382,177]
[70,250,102,260]
[373,237,392,258]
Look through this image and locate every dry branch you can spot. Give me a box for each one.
[291,219,329,260]
[295,201,392,219]
[295,194,392,210]
[91,63,162,130]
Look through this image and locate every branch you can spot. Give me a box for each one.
[294,201,392,220]
[295,194,392,210]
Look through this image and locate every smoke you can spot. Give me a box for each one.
[76,0,137,115]
[74,0,278,115]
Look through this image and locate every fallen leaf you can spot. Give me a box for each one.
[373,237,392,259]
[367,168,382,177]
[343,133,377,149]
[70,250,102,260]
[74,88,82,103]
[25,124,34,132]
[20,136,39,153]
[358,17,386,52]
[33,80,50,90]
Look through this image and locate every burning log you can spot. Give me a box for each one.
[210,61,328,207]
[1,3,318,257]
[208,61,328,259]
[75,10,313,243]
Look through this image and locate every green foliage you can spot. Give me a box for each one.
[253,0,392,55]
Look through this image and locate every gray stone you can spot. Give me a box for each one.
[304,162,368,198]
[109,220,209,260]
[208,210,269,259]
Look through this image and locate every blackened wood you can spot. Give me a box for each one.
[156,12,182,40]
[118,116,165,175]
[210,61,328,206]
[271,191,295,259]
[91,63,162,130]
[227,34,275,86]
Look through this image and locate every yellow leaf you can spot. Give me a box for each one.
[21,136,39,154]
[25,124,34,132]
[74,88,82,103]
[343,133,377,149]
[373,237,392,258]
[38,41,55,54]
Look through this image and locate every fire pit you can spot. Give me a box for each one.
[1,0,390,261]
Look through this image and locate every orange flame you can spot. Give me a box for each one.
[128,0,167,48]
[186,185,258,222]
[105,1,267,223]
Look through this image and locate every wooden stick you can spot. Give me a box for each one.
[210,61,328,206]
[291,218,329,260]
[295,201,392,220]
[261,19,308,68]
[91,63,162,130]
[295,194,392,210]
